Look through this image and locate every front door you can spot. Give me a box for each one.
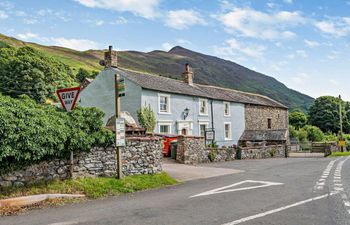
[181,128,187,135]
[177,121,193,135]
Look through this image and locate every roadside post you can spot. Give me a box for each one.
[115,73,125,179]
[56,86,81,178]
[339,95,345,152]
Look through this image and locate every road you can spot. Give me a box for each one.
[2,157,350,225]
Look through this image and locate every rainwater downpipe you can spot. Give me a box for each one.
[210,99,214,146]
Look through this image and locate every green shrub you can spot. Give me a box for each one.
[301,125,325,142]
[0,94,114,174]
[137,104,156,132]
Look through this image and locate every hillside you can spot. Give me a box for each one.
[0,34,314,111]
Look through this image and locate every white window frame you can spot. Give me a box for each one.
[158,93,171,114]
[223,101,231,117]
[158,121,172,134]
[224,122,232,140]
[199,98,208,116]
[198,122,209,137]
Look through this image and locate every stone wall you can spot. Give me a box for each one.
[176,136,286,165]
[245,105,288,130]
[122,137,162,176]
[0,137,163,187]
[176,135,206,164]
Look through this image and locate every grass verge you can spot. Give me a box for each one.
[330,152,350,157]
[0,172,177,216]
[0,172,177,199]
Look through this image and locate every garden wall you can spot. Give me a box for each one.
[176,136,286,165]
[0,137,162,187]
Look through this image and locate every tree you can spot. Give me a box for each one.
[289,110,307,129]
[308,96,343,133]
[76,68,98,83]
[137,105,156,132]
[301,125,325,142]
[0,46,76,103]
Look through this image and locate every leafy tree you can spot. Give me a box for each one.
[0,94,113,174]
[301,125,325,142]
[289,110,307,129]
[137,105,156,132]
[0,46,76,103]
[76,68,98,83]
[308,96,343,133]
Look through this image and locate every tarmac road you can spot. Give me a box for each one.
[2,157,350,225]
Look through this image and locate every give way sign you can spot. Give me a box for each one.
[56,87,81,112]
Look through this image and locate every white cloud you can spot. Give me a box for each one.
[162,42,173,51]
[17,32,39,40]
[329,79,338,85]
[217,7,305,40]
[176,39,192,45]
[296,50,308,58]
[74,0,160,19]
[36,9,71,22]
[291,73,309,84]
[315,18,350,37]
[112,16,128,25]
[95,20,104,26]
[304,39,320,48]
[23,18,38,24]
[52,38,100,51]
[214,38,266,58]
[284,0,293,4]
[165,10,206,30]
[0,10,8,19]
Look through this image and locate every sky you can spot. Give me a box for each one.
[0,0,349,100]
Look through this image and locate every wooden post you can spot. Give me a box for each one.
[115,73,123,179]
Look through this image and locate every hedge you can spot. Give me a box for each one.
[0,94,114,175]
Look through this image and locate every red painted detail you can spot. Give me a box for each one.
[56,86,81,112]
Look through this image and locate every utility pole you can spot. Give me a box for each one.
[339,95,344,152]
[115,73,123,179]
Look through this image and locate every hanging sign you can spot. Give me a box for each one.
[116,118,126,147]
[56,87,81,112]
[205,129,215,141]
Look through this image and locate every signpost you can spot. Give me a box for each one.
[115,73,124,179]
[56,86,81,178]
[116,118,126,147]
[56,87,81,112]
[205,128,215,146]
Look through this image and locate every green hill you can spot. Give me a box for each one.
[0,33,314,111]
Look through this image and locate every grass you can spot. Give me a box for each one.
[330,151,350,157]
[0,172,177,199]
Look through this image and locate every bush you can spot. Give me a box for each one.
[0,94,114,174]
[289,111,307,129]
[301,125,325,142]
[137,105,156,132]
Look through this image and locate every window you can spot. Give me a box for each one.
[159,123,172,134]
[199,98,208,115]
[158,94,170,113]
[199,122,208,137]
[224,122,232,140]
[267,118,272,129]
[224,102,230,116]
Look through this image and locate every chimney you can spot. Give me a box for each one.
[182,63,193,85]
[101,45,117,68]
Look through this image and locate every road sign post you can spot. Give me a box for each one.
[56,87,81,178]
[115,73,124,179]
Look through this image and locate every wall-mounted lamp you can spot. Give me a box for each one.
[183,108,190,120]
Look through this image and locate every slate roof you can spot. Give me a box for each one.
[239,129,288,141]
[116,68,287,109]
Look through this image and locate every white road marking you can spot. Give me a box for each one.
[190,180,283,198]
[48,221,81,225]
[221,193,337,225]
[313,159,339,191]
[332,157,350,214]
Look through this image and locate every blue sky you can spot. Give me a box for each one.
[0,0,350,100]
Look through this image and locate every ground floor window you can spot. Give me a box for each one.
[159,123,172,134]
[224,122,232,140]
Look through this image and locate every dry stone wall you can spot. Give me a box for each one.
[0,138,163,187]
[177,136,286,165]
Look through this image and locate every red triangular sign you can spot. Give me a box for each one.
[56,87,81,112]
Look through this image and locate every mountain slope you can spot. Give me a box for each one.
[0,34,313,111]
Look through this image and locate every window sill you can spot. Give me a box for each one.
[158,111,171,115]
